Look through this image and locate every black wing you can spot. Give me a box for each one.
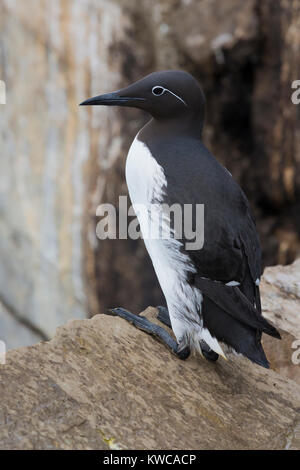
[150,137,280,341]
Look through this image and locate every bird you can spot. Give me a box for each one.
[80,70,280,368]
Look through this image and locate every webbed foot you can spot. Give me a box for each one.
[106,307,190,360]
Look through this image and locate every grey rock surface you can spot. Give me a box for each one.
[0,304,299,450]
[0,0,299,346]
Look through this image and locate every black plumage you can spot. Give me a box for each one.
[81,70,281,368]
[139,128,279,368]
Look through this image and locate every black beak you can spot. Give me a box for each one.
[79,92,146,107]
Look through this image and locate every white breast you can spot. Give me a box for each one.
[126,136,166,207]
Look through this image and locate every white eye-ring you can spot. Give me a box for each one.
[151,85,187,106]
[152,86,165,96]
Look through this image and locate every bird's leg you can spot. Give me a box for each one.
[106,308,190,360]
[157,306,219,363]
[156,306,172,328]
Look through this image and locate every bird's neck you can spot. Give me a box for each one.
[140,114,204,141]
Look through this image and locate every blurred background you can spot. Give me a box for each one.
[0,0,299,349]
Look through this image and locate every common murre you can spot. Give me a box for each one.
[80,70,280,368]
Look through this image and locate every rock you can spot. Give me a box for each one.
[253,0,300,210]
[0,300,43,350]
[0,303,300,450]
[0,0,299,346]
[157,0,258,65]
[262,258,300,338]
[261,259,300,385]
[1,3,299,448]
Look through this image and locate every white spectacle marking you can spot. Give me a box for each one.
[255,278,260,286]
[152,86,188,107]
[166,88,188,107]
[226,280,240,287]
[152,86,165,96]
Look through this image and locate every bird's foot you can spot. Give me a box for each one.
[106,307,190,360]
[156,306,219,363]
[200,342,219,362]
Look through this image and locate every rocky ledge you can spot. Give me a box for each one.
[0,260,299,450]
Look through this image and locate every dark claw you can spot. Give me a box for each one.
[201,342,219,362]
[176,345,191,360]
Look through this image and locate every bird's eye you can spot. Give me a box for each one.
[152,86,165,96]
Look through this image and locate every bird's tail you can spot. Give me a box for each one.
[202,295,270,368]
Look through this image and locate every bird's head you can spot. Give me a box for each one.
[80,70,205,123]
